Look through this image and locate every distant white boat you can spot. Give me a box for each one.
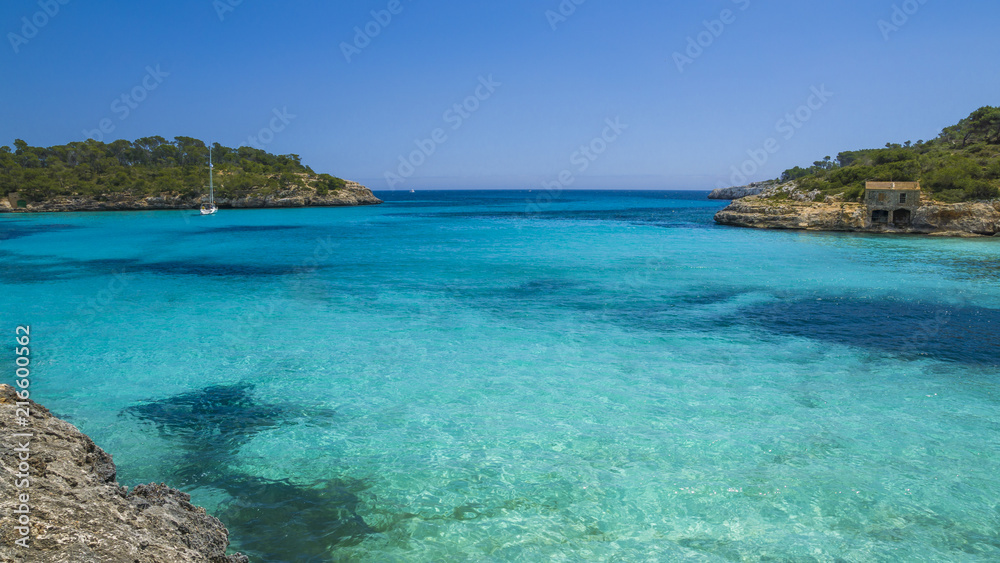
[200,146,218,215]
[410,189,415,193]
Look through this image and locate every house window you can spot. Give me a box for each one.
[877,192,887,204]
[899,193,907,204]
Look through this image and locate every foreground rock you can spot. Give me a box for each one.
[4,180,381,213]
[0,384,247,562]
[714,194,1000,237]
[707,180,777,200]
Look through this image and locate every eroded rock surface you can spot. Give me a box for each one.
[0,384,247,562]
[707,180,777,200]
[715,192,1000,236]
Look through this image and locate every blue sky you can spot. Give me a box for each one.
[2,0,998,190]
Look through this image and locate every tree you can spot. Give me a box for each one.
[108,139,133,166]
[0,136,333,203]
[940,106,1000,147]
[967,106,1000,143]
[173,136,207,166]
[811,156,835,170]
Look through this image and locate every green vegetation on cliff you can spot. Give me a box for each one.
[778,106,1000,203]
[0,137,350,203]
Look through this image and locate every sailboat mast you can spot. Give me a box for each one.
[208,145,214,204]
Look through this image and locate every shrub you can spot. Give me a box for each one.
[842,183,865,201]
[827,166,869,186]
[986,159,1000,179]
[966,181,999,201]
[936,189,966,203]
[872,148,916,165]
[780,166,813,182]
[797,176,827,192]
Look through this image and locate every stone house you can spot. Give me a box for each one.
[865,181,921,227]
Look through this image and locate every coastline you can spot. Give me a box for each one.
[713,187,1000,237]
[1,181,381,214]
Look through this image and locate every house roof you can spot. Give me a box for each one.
[865,181,921,191]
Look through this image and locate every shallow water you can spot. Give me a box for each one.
[2,190,999,561]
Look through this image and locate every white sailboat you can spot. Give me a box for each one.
[200,146,218,215]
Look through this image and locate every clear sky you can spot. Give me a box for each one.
[2,0,998,190]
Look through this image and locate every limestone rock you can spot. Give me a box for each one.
[714,197,865,232]
[911,201,1000,236]
[707,180,777,200]
[0,384,246,562]
[714,189,1000,237]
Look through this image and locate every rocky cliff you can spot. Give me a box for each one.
[714,194,1000,237]
[0,384,247,562]
[707,181,777,200]
[2,181,381,213]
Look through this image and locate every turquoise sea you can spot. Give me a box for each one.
[2,190,999,562]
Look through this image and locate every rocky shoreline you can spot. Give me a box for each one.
[1,181,381,213]
[707,180,777,200]
[714,192,1000,237]
[0,384,247,562]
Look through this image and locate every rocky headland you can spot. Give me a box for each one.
[714,183,1000,237]
[0,384,247,562]
[1,180,381,213]
[707,180,777,200]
